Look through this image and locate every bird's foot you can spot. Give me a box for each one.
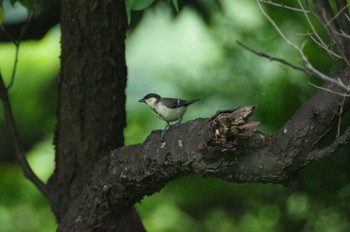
[174,119,182,128]
[160,130,167,141]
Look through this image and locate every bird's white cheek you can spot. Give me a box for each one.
[145,98,157,107]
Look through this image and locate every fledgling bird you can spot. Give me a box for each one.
[138,93,199,140]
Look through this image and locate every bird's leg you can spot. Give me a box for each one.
[161,122,170,140]
[175,117,183,127]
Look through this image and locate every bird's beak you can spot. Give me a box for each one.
[138,99,145,103]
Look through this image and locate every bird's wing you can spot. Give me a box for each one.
[162,98,199,109]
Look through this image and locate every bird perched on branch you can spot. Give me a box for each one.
[138,93,199,140]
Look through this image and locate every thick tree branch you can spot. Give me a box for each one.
[58,68,350,231]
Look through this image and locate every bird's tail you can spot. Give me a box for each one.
[183,99,199,106]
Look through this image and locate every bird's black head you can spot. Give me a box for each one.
[138,93,161,103]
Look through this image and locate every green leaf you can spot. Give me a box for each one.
[19,0,38,11]
[125,0,155,24]
[9,0,18,6]
[338,183,350,198]
[127,0,155,11]
[171,0,179,12]
[125,0,132,24]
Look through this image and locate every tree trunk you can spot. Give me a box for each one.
[47,0,145,230]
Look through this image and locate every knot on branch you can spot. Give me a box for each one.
[209,106,260,148]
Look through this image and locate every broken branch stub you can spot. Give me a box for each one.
[209,106,260,148]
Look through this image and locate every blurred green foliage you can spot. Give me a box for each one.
[0,24,59,161]
[1,0,350,231]
[0,25,58,231]
[0,137,55,232]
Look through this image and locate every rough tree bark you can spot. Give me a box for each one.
[46,0,145,231]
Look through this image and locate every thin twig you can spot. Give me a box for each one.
[337,30,350,39]
[308,80,350,138]
[337,79,350,137]
[346,14,350,23]
[0,4,39,89]
[255,0,350,92]
[298,1,342,59]
[7,42,20,90]
[259,0,310,13]
[337,94,346,137]
[257,0,300,50]
[313,0,350,66]
[326,3,350,27]
[299,1,327,47]
[0,72,49,199]
[307,33,342,59]
[308,82,350,97]
[0,4,49,198]
[308,126,350,163]
[236,40,307,73]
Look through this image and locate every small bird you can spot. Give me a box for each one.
[138,93,199,140]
